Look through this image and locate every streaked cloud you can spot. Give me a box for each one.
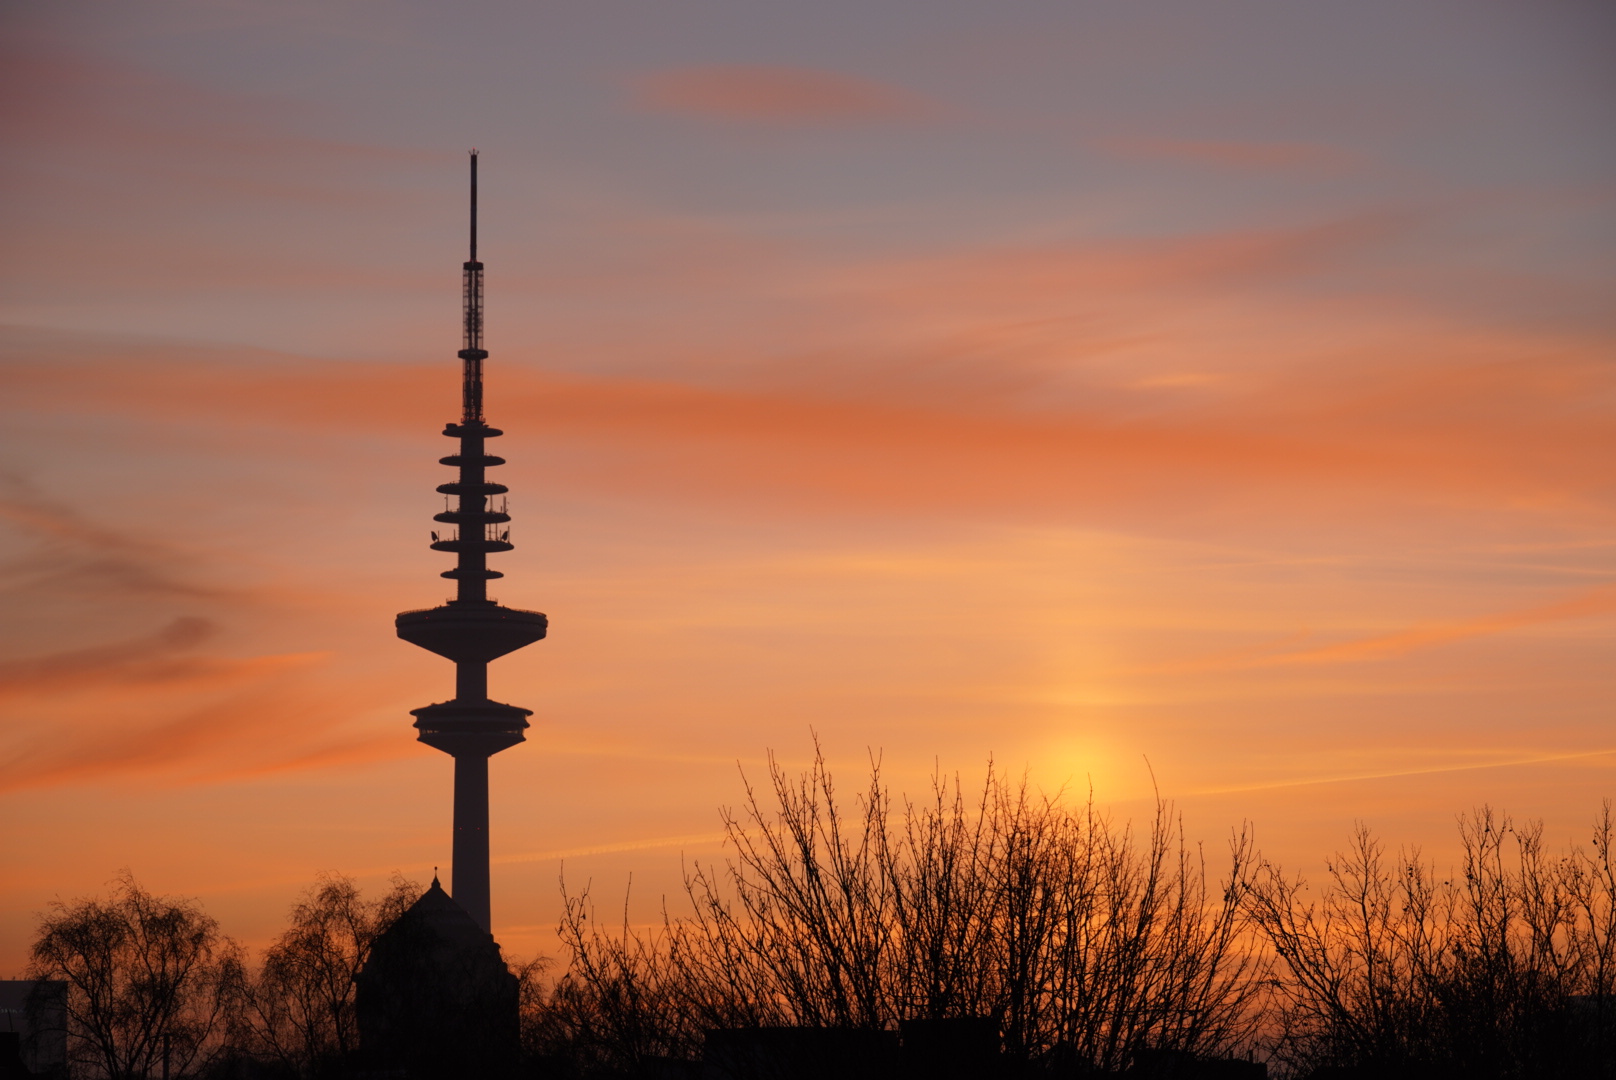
[1098,137,1359,175]
[6,324,1608,528]
[1192,747,1616,797]
[492,832,727,866]
[0,475,229,602]
[0,649,335,792]
[1136,582,1616,676]
[0,616,218,696]
[1266,584,1616,667]
[634,65,939,125]
[0,40,444,169]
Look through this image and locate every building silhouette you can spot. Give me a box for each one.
[354,876,519,1078]
[0,981,66,1079]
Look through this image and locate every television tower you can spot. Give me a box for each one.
[396,151,546,934]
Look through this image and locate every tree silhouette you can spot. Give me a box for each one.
[1245,805,1616,1077]
[552,747,1267,1072]
[25,871,242,1080]
[234,871,420,1077]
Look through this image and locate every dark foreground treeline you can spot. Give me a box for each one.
[19,752,1616,1079]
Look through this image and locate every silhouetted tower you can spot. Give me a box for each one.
[395,152,546,934]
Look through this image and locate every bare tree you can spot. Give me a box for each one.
[543,896,700,1070]
[510,954,555,1063]
[25,871,242,1080]
[235,872,419,1077]
[1246,805,1616,1078]
[557,746,1267,1072]
[1243,824,1441,1073]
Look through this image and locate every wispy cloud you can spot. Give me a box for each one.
[1136,582,1616,676]
[0,616,218,696]
[0,40,448,311]
[634,65,939,125]
[0,650,335,792]
[819,211,1413,311]
[0,465,415,792]
[1192,746,1616,798]
[0,473,229,601]
[5,320,1612,529]
[0,41,445,171]
[493,832,727,866]
[1098,137,1359,175]
[1265,584,1616,667]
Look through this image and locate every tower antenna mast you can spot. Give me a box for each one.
[461,150,485,424]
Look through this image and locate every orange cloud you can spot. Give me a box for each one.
[1138,583,1616,677]
[0,650,336,792]
[4,324,1612,529]
[634,65,938,124]
[1193,746,1616,797]
[491,832,726,866]
[826,211,1408,302]
[1267,583,1616,667]
[208,730,416,785]
[0,637,450,795]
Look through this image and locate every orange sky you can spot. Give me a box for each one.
[2,1,1614,972]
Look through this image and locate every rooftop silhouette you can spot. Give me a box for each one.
[354,876,519,1078]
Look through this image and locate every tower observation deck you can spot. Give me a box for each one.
[395,151,546,934]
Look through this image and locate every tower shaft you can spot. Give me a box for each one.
[453,753,492,927]
[396,151,546,935]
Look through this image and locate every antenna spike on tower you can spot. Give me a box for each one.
[469,149,478,262]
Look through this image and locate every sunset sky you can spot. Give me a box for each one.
[3,0,1614,971]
